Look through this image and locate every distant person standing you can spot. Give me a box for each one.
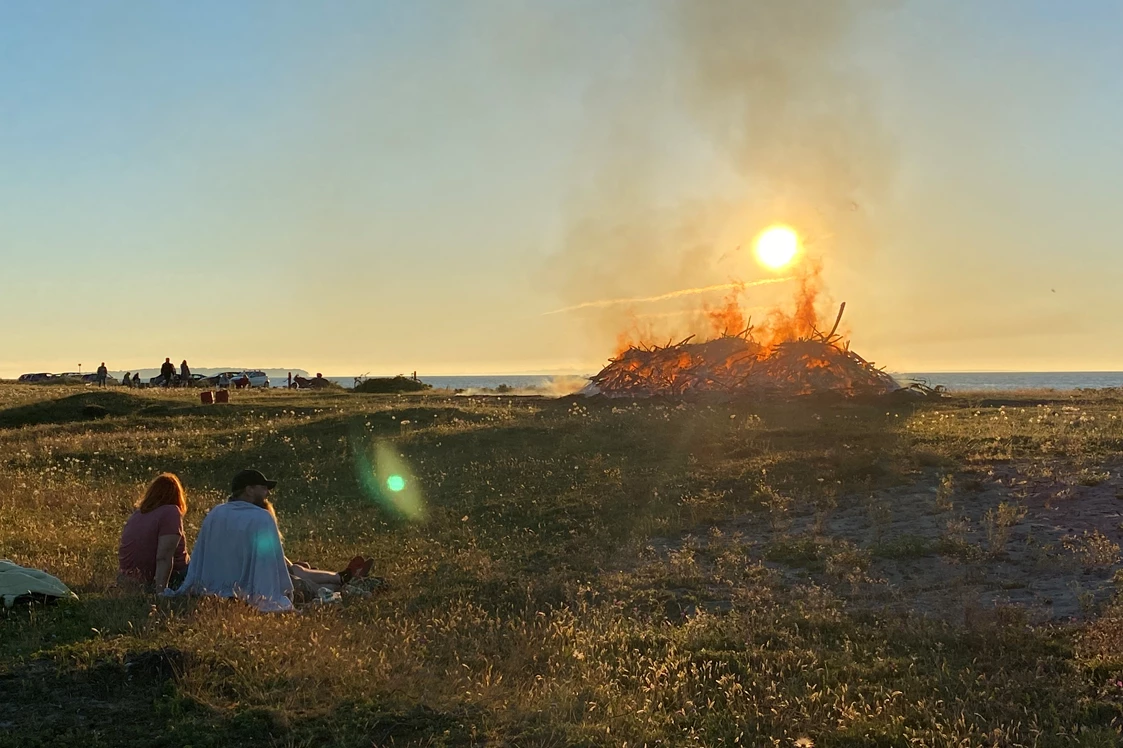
[132,372,141,387]
[160,358,175,387]
[96,362,108,388]
[123,372,132,388]
[180,360,191,387]
[287,372,292,389]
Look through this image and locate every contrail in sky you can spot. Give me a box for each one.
[543,277,793,315]
[628,304,774,321]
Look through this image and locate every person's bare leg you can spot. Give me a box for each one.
[289,565,342,591]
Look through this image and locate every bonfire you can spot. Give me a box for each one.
[586,301,903,399]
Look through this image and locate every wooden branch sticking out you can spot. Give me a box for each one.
[827,302,846,340]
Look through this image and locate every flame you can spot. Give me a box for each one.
[704,292,748,338]
[754,260,824,347]
[618,259,826,353]
[588,256,896,399]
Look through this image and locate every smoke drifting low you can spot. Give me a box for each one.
[545,0,894,357]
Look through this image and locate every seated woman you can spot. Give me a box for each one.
[118,473,190,591]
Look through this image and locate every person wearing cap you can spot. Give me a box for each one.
[166,469,370,611]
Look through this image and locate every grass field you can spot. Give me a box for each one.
[2,383,1123,746]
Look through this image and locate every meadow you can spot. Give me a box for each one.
[2,383,1123,747]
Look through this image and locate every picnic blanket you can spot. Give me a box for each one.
[0,560,78,607]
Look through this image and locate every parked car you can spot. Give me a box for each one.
[79,372,118,385]
[202,371,270,388]
[149,373,207,387]
[200,371,240,387]
[18,373,56,383]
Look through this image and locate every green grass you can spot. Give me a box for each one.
[1,383,1122,745]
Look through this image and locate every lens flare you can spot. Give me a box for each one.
[253,528,281,555]
[355,441,423,519]
[753,226,800,270]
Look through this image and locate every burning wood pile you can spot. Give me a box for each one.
[586,302,901,398]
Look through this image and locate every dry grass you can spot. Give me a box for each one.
[2,384,1123,746]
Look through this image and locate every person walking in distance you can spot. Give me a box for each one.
[160,358,176,387]
[96,362,108,388]
[180,360,191,388]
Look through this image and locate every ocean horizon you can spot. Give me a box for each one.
[296,371,1123,393]
[19,370,1123,393]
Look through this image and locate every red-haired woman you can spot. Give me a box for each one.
[118,473,190,590]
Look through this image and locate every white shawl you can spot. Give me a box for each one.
[167,501,293,612]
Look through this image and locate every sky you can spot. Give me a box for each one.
[2,0,1122,378]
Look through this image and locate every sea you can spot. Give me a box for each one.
[892,372,1123,392]
[285,372,1123,393]
[269,374,582,392]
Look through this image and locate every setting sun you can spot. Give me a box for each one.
[753,225,800,270]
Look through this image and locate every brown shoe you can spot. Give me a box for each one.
[340,555,366,584]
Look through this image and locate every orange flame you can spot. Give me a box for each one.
[619,259,826,354]
[754,260,824,349]
[614,313,661,356]
[703,293,748,338]
[593,257,896,398]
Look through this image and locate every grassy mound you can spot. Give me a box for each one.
[353,376,432,394]
[0,390,152,428]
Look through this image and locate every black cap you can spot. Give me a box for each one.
[231,469,277,494]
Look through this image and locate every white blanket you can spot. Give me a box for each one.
[166,501,293,612]
[0,560,78,607]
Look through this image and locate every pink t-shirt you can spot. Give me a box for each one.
[118,504,189,583]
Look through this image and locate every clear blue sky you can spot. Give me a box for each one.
[2,1,1121,377]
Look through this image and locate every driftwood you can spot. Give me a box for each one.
[589,303,900,398]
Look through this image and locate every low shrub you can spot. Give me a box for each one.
[353,376,432,394]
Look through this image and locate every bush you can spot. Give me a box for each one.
[353,376,432,394]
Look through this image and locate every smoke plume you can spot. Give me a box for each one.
[546,0,894,358]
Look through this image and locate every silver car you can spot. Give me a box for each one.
[208,370,270,388]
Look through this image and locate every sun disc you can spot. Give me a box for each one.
[753,226,800,270]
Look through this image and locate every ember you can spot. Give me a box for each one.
[586,302,902,398]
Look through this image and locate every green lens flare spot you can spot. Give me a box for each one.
[355,440,424,520]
